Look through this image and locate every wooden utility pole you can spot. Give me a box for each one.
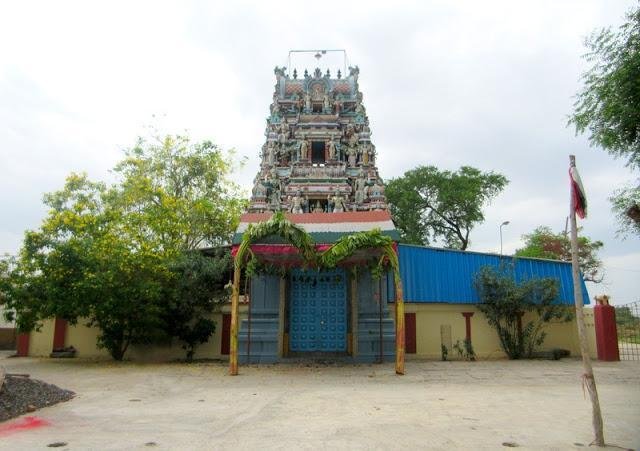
[569,155,604,446]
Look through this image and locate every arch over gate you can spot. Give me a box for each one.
[229,212,405,375]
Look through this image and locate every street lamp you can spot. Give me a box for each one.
[500,221,510,255]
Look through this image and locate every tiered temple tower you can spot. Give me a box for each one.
[248,65,388,214]
[235,61,397,364]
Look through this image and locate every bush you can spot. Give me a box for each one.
[474,265,573,359]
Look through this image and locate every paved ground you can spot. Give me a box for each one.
[0,354,638,450]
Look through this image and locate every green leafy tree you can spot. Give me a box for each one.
[1,174,172,360]
[474,265,573,359]
[610,184,640,236]
[570,6,640,235]
[113,134,247,249]
[163,249,231,361]
[515,226,604,283]
[386,166,508,249]
[1,133,245,360]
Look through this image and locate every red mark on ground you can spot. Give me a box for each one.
[0,416,51,437]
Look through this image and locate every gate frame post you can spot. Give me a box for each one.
[229,265,240,376]
[395,277,405,375]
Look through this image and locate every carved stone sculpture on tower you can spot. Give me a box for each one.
[329,190,347,213]
[290,192,304,214]
[327,139,336,160]
[299,139,309,161]
[323,92,331,113]
[267,142,276,165]
[304,91,311,113]
[347,146,357,167]
[361,142,370,165]
[270,189,281,210]
[355,174,367,204]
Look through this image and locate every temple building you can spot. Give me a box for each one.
[19,56,600,366]
[229,58,594,369]
[233,63,399,364]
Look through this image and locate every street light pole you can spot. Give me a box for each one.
[499,221,510,255]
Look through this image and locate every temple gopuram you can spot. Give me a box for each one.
[248,65,387,214]
[231,55,400,368]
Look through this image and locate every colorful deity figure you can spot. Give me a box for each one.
[290,93,300,112]
[266,141,276,165]
[278,123,288,145]
[299,139,309,161]
[348,131,359,149]
[360,142,370,165]
[269,189,281,210]
[329,190,347,213]
[354,174,367,204]
[253,181,267,199]
[327,139,337,160]
[290,191,304,214]
[347,146,357,167]
[265,166,277,184]
[304,91,311,112]
[323,92,332,113]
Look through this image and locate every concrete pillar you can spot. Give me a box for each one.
[594,304,620,361]
[16,333,30,357]
[461,312,474,341]
[52,318,67,350]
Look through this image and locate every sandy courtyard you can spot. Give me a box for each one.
[1,355,638,450]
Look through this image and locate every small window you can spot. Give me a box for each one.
[311,141,325,164]
[312,103,323,113]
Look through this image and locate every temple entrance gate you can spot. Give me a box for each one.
[289,268,347,352]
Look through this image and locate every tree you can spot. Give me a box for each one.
[610,184,640,236]
[1,133,245,360]
[570,6,640,168]
[1,173,172,360]
[163,249,231,361]
[386,166,508,249]
[113,134,247,249]
[515,226,604,283]
[570,6,640,235]
[474,265,573,359]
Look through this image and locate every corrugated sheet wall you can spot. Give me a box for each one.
[398,244,590,305]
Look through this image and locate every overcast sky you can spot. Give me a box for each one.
[1,0,638,304]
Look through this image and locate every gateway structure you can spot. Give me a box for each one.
[232,60,400,365]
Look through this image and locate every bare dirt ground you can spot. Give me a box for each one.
[0,354,638,450]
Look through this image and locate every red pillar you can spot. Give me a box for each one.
[405,313,416,354]
[52,318,67,350]
[594,304,620,361]
[462,312,474,341]
[16,333,30,357]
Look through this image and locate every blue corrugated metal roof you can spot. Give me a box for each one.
[398,244,590,305]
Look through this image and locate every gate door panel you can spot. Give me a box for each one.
[289,269,347,352]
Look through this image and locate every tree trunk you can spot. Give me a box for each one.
[569,155,605,447]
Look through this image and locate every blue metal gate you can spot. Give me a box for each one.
[289,268,347,352]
